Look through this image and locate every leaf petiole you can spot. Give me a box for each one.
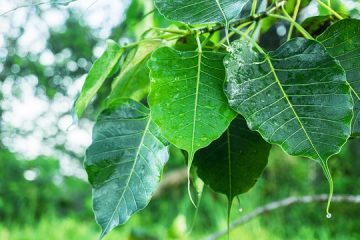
[268,13,313,40]
[316,0,343,20]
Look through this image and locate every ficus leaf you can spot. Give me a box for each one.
[194,116,271,201]
[107,40,162,103]
[148,47,236,165]
[301,15,334,37]
[317,19,360,136]
[154,0,250,25]
[224,38,353,214]
[85,98,169,238]
[75,40,124,118]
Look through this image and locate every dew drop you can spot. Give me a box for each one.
[326,213,332,219]
[238,208,243,212]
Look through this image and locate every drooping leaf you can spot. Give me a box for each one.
[194,116,271,201]
[148,47,236,164]
[75,40,124,118]
[107,40,162,104]
[317,19,360,136]
[224,38,352,165]
[85,98,169,238]
[154,0,250,25]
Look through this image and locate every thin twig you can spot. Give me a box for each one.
[205,194,360,240]
[0,0,77,17]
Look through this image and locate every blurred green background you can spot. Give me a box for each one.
[0,0,360,239]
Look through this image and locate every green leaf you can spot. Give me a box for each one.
[154,0,250,25]
[301,15,334,37]
[148,47,236,163]
[85,99,169,238]
[317,19,360,136]
[224,38,352,164]
[353,101,360,137]
[75,40,124,118]
[194,116,271,200]
[107,40,162,103]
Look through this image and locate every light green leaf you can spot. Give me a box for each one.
[85,99,169,238]
[75,40,124,118]
[224,38,352,163]
[107,40,162,103]
[194,116,271,201]
[148,47,236,163]
[317,19,360,136]
[154,0,250,25]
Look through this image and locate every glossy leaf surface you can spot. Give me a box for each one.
[75,40,123,118]
[148,47,236,159]
[154,0,249,24]
[317,19,360,135]
[224,38,352,163]
[85,99,169,238]
[194,116,271,200]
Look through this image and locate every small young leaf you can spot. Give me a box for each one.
[194,116,271,200]
[85,98,169,238]
[107,40,162,103]
[154,0,250,25]
[75,40,124,118]
[317,19,360,136]
[148,47,236,162]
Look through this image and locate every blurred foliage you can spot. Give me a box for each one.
[0,149,91,224]
[0,0,360,239]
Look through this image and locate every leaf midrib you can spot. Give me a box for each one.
[101,116,151,235]
[226,128,232,199]
[215,0,228,24]
[190,52,202,156]
[265,55,323,161]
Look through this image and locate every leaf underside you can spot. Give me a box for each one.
[317,19,360,136]
[224,38,352,164]
[194,116,271,201]
[148,47,236,159]
[85,99,169,238]
[154,0,249,24]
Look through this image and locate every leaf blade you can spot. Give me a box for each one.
[194,116,271,200]
[148,47,236,158]
[154,0,249,25]
[224,38,352,163]
[75,40,124,118]
[108,40,162,103]
[85,99,169,238]
[317,19,360,136]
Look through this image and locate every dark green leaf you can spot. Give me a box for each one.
[148,47,236,163]
[317,19,360,136]
[224,38,352,164]
[154,0,250,25]
[194,116,271,200]
[85,99,169,238]
[75,40,123,118]
[107,40,162,103]
[301,15,334,37]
